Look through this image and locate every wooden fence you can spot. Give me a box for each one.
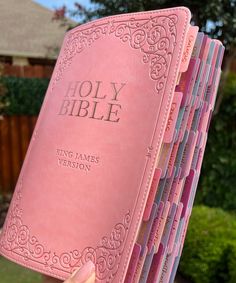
[0,116,37,195]
[0,62,54,195]
[2,64,54,78]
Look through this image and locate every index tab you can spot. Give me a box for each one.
[143,168,162,221]
[124,243,142,283]
[138,203,158,255]
[181,169,195,218]
[179,26,199,72]
[125,243,141,283]
[164,92,183,144]
[147,201,164,253]
[215,43,225,68]
[133,247,148,283]
[168,203,183,254]
[139,247,155,283]
[147,244,164,283]
[201,37,211,61]
[191,32,204,58]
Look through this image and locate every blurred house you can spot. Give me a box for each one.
[0,0,70,78]
[0,0,73,198]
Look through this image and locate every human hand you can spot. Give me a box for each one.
[42,261,95,283]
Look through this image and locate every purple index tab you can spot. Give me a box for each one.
[124,243,142,283]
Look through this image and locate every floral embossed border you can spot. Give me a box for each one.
[54,14,178,96]
[0,185,131,281]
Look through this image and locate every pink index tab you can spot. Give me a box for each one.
[198,101,208,133]
[191,32,204,58]
[208,43,220,86]
[196,134,208,173]
[179,96,194,142]
[159,244,178,283]
[124,243,142,283]
[164,92,183,144]
[209,68,222,108]
[215,43,225,68]
[158,131,177,178]
[161,167,176,203]
[167,135,181,178]
[187,99,198,131]
[196,63,211,107]
[153,201,170,252]
[173,177,185,205]
[181,169,195,218]
[179,26,199,73]
[143,168,162,221]
[180,213,191,252]
[200,36,211,61]
[168,203,183,254]
[180,130,198,179]
[168,167,181,205]
[133,247,148,283]
[186,58,201,106]
[176,59,199,107]
[137,203,157,255]
[147,201,164,253]
[199,103,213,134]
[146,244,165,283]
[191,132,204,170]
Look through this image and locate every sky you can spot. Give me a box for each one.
[35,0,92,11]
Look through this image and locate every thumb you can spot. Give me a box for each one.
[65,261,95,283]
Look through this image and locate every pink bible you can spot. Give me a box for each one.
[0,7,224,282]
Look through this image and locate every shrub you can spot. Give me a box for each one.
[179,205,236,283]
[0,76,49,115]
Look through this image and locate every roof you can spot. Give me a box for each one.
[0,0,72,59]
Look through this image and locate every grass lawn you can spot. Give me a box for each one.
[0,256,42,283]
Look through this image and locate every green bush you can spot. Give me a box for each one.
[179,205,236,283]
[196,73,236,211]
[0,76,49,115]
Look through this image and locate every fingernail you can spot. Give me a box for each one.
[72,261,95,283]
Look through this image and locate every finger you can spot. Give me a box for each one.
[64,261,95,283]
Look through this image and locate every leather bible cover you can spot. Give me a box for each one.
[0,7,193,282]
